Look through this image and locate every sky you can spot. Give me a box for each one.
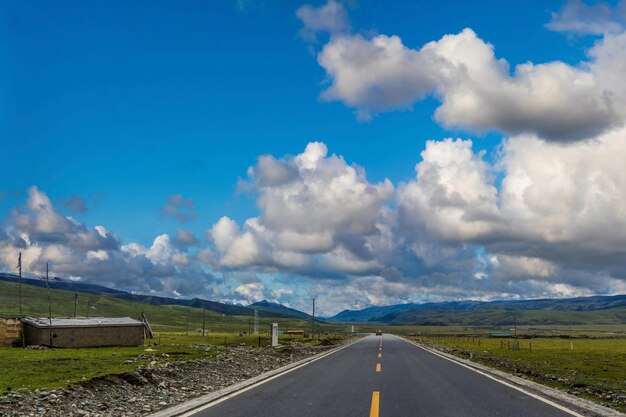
[2,0,626,316]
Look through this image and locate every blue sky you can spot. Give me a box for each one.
[1,0,580,242]
[2,0,626,315]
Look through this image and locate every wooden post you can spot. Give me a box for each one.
[202,308,206,337]
[46,263,53,348]
[185,308,190,336]
[311,298,315,339]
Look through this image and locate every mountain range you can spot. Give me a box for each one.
[328,295,626,326]
[2,272,625,326]
[0,273,312,320]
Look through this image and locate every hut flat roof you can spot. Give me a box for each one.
[22,317,143,328]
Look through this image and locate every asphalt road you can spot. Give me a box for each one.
[186,334,578,417]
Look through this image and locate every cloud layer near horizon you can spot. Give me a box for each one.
[2,1,626,316]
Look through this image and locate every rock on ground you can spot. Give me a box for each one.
[0,343,335,417]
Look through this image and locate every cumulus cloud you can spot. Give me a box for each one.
[315,26,625,140]
[398,138,499,242]
[4,3,626,315]
[161,194,197,222]
[547,0,626,35]
[59,195,88,213]
[200,132,626,314]
[174,228,198,247]
[296,0,350,42]
[208,142,394,276]
[0,187,217,297]
[399,127,626,281]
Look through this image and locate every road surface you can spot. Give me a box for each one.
[185,334,577,417]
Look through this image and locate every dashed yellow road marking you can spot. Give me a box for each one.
[376,363,381,372]
[378,352,381,358]
[370,391,380,417]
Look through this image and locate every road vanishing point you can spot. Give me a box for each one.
[183,334,581,417]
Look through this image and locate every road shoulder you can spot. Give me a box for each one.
[401,337,624,417]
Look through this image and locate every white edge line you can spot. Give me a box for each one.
[400,336,585,417]
[178,337,364,417]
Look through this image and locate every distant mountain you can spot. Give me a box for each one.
[327,295,626,325]
[328,303,419,323]
[0,273,309,319]
[249,300,313,320]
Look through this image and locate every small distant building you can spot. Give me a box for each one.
[490,333,513,338]
[21,317,144,348]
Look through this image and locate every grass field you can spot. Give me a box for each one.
[0,331,342,394]
[0,281,349,334]
[406,332,626,411]
[2,279,625,411]
[0,343,219,393]
[0,280,351,395]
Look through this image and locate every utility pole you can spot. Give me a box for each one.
[73,293,78,318]
[46,263,53,347]
[312,298,315,339]
[16,252,22,317]
[202,308,206,337]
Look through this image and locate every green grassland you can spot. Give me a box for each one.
[2,279,626,412]
[406,332,626,411]
[0,332,340,393]
[0,281,346,334]
[0,343,219,392]
[0,280,349,394]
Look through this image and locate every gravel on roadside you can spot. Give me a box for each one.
[0,342,336,417]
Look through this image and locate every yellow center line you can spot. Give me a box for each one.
[370,391,380,417]
[376,363,381,372]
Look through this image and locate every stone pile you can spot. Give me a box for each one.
[0,344,333,416]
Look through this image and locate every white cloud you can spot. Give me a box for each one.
[174,228,198,246]
[235,282,266,301]
[547,0,626,35]
[0,188,217,297]
[209,141,394,275]
[296,0,350,42]
[398,138,499,242]
[161,194,197,222]
[317,27,624,140]
[399,126,626,282]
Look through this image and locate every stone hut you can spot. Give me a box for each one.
[0,318,22,347]
[21,317,144,348]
